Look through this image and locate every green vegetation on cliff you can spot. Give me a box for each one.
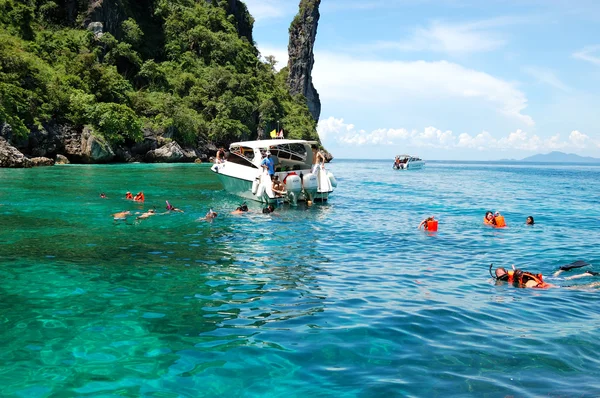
[0,0,318,146]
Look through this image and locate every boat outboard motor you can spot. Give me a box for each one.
[285,173,302,206]
[302,173,318,201]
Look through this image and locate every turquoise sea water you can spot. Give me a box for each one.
[1,160,600,397]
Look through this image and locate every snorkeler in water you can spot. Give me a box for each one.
[165,200,184,213]
[262,205,275,214]
[231,203,249,215]
[201,209,218,221]
[112,210,131,222]
[490,261,597,289]
[136,209,156,220]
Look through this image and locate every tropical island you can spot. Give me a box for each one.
[520,151,600,163]
[0,0,325,167]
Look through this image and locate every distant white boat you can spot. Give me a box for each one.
[393,155,425,170]
[211,139,337,205]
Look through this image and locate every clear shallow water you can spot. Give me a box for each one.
[1,160,600,397]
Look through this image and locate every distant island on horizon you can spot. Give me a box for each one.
[516,151,600,163]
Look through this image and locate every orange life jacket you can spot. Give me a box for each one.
[484,217,494,225]
[134,193,145,202]
[494,215,506,228]
[511,269,546,288]
[126,193,133,199]
[426,219,438,231]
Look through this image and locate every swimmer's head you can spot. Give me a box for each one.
[526,216,534,225]
[262,205,274,214]
[495,267,508,279]
[485,211,494,220]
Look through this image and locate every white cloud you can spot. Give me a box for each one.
[257,46,289,71]
[318,117,595,153]
[568,130,590,148]
[383,20,504,54]
[312,53,534,126]
[373,17,531,55]
[522,66,570,91]
[573,45,600,66]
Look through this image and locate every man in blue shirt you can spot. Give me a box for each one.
[261,151,275,179]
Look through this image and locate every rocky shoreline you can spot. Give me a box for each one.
[0,122,215,168]
[0,122,333,168]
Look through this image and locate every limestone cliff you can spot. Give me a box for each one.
[224,0,254,44]
[287,0,321,123]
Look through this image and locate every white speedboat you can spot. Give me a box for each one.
[211,139,337,205]
[393,155,425,170]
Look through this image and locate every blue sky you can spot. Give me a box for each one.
[244,0,600,160]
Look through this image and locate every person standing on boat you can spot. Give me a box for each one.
[215,147,226,164]
[261,151,275,180]
[311,145,325,173]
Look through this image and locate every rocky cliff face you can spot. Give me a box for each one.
[287,0,321,123]
[84,0,125,37]
[225,0,254,44]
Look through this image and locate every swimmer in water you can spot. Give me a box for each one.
[262,205,275,214]
[100,193,107,199]
[418,216,436,230]
[125,192,133,200]
[136,209,156,220]
[231,203,249,215]
[165,201,184,213]
[202,209,218,221]
[490,261,598,289]
[112,210,131,222]
[526,216,535,225]
[134,192,144,202]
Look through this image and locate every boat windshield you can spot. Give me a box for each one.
[228,146,258,169]
[266,143,312,171]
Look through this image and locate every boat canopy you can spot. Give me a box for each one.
[228,139,316,171]
[231,139,318,149]
[395,154,423,161]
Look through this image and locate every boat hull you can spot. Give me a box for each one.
[212,164,332,204]
[393,161,425,170]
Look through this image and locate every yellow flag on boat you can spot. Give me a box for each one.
[269,129,277,138]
